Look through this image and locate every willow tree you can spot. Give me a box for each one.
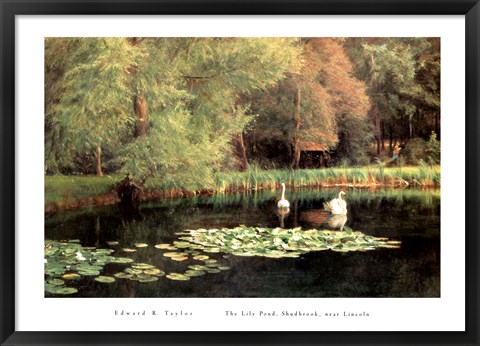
[179,37,303,171]
[45,38,138,175]
[45,37,302,188]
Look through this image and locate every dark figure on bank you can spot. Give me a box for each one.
[116,174,143,209]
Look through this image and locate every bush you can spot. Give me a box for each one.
[401,138,427,165]
[401,133,440,165]
[425,132,440,164]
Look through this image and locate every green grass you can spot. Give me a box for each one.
[45,165,440,208]
[45,175,120,205]
[215,165,440,191]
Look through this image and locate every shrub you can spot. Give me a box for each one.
[425,132,440,164]
[401,138,427,165]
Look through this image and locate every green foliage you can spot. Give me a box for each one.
[247,38,371,167]
[115,108,219,190]
[348,38,440,146]
[402,138,427,165]
[45,37,441,189]
[45,37,302,184]
[334,112,374,165]
[425,131,440,164]
[45,38,138,173]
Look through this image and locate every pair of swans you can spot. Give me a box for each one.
[277,183,347,216]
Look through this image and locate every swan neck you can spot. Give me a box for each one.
[281,184,286,199]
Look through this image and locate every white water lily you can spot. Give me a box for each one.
[75,252,86,261]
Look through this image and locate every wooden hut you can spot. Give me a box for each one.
[300,141,329,168]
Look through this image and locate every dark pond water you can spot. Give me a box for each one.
[45,188,440,298]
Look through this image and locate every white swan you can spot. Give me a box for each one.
[323,191,347,215]
[277,183,290,209]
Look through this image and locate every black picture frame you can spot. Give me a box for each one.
[1,1,479,345]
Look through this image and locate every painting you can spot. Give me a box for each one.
[44,36,441,299]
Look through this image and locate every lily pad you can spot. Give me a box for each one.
[132,263,156,270]
[47,279,65,286]
[154,244,175,249]
[184,270,206,277]
[170,255,189,262]
[166,273,190,281]
[122,248,137,252]
[95,248,115,254]
[205,268,221,274]
[114,272,133,279]
[78,270,101,276]
[144,269,163,276]
[134,243,148,248]
[95,276,116,283]
[173,241,191,249]
[46,286,78,295]
[193,255,209,261]
[188,265,208,271]
[163,252,181,258]
[62,273,81,280]
[125,268,143,275]
[111,257,134,264]
[106,241,119,246]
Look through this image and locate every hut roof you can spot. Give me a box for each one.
[300,141,328,151]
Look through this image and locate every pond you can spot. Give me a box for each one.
[45,188,440,298]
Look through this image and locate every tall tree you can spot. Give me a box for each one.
[45,38,138,175]
[45,37,302,187]
[246,38,370,168]
[348,37,440,155]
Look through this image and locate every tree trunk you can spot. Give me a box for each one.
[292,88,301,169]
[408,113,414,139]
[135,93,148,137]
[95,146,103,176]
[389,126,393,151]
[237,132,249,171]
[374,115,381,156]
[381,122,385,150]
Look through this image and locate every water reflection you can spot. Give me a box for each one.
[45,188,440,298]
[276,207,290,228]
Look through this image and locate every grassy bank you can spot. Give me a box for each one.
[45,164,440,212]
[216,164,440,192]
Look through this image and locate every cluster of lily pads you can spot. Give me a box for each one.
[44,240,134,295]
[176,226,401,258]
[45,226,399,295]
[114,263,165,282]
[44,238,232,295]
